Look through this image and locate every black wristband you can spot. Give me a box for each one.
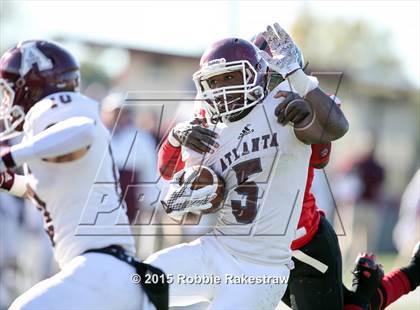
[1,147,17,168]
[400,265,420,291]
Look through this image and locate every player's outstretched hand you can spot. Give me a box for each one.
[274,91,311,126]
[171,119,219,154]
[260,23,301,78]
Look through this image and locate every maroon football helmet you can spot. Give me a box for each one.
[193,38,268,123]
[0,40,80,140]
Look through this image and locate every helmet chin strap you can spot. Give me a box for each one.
[224,104,256,123]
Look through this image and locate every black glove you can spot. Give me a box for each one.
[171,119,219,154]
[274,91,311,126]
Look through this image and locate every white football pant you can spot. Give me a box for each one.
[145,236,290,310]
[9,252,154,310]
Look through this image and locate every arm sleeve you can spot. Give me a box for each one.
[10,116,95,166]
[310,142,332,167]
[158,137,185,180]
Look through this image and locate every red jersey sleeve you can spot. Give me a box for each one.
[310,142,331,167]
[158,137,185,180]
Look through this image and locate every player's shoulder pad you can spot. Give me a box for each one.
[24,92,98,135]
[24,97,56,126]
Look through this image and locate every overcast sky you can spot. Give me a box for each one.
[1,1,419,87]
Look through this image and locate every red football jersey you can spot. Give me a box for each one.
[291,143,331,249]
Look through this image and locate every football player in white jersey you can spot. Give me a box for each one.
[146,24,348,309]
[0,40,167,310]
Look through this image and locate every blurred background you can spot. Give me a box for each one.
[0,1,418,309]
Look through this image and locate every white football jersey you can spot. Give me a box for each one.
[22,91,135,268]
[182,85,311,265]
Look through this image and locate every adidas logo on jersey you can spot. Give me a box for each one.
[238,124,254,140]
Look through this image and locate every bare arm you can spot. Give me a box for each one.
[259,23,348,144]
[274,69,349,145]
[298,86,348,144]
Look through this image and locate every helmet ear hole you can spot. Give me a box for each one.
[15,78,25,88]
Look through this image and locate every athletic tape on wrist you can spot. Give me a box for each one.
[288,69,318,97]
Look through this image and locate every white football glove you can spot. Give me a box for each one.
[161,169,217,219]
[260,23,301,78]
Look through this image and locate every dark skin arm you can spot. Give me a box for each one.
[274,88,349,145]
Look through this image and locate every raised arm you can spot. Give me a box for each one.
[273,78,348,144]
[286,71,348,144]
[260,23,349,144]
[0,116,95,171]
